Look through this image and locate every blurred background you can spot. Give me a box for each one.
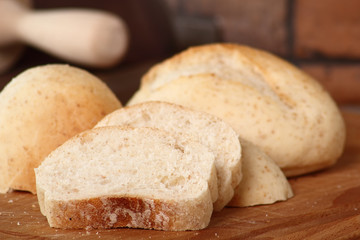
[1,0,359,106]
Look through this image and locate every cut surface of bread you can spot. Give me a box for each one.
[0,64,121,193]
[228,139,293,207]
[127,43,346,177]
[95,101,241,211]
[35,126,217,231]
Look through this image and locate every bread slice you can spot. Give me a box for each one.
[127,43,346,177]
[0,64,121,193]
[95,101,241,211]
[228,139,293,207]
[35,126,218,231]
[127,72,345,177]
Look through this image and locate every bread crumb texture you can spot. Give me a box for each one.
[95,101,241,211]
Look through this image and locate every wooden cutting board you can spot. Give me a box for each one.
[1,110,359,240]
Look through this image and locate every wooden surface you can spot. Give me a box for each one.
[0,62,360,239]
[0,109,358,239]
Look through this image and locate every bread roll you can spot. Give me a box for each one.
[0,64,121,193]
[95,101,241,211]
[128,43,346,176]
[35,126,217,231]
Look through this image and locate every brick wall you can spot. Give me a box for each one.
[164,0,360,105]
[2,0,358,106]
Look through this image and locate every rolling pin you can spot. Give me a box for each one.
[0,0,129,73]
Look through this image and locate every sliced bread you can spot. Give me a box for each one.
[94,101,241,211]
[35,126,218,231]
[228,139,293,207]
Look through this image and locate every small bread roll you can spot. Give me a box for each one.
[128,43,346,176]
[0,64,121,193]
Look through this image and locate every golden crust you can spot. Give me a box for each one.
[45,196,211,231]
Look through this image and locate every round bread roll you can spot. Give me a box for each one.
[128,43,346,177]
[0,64,121,193]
